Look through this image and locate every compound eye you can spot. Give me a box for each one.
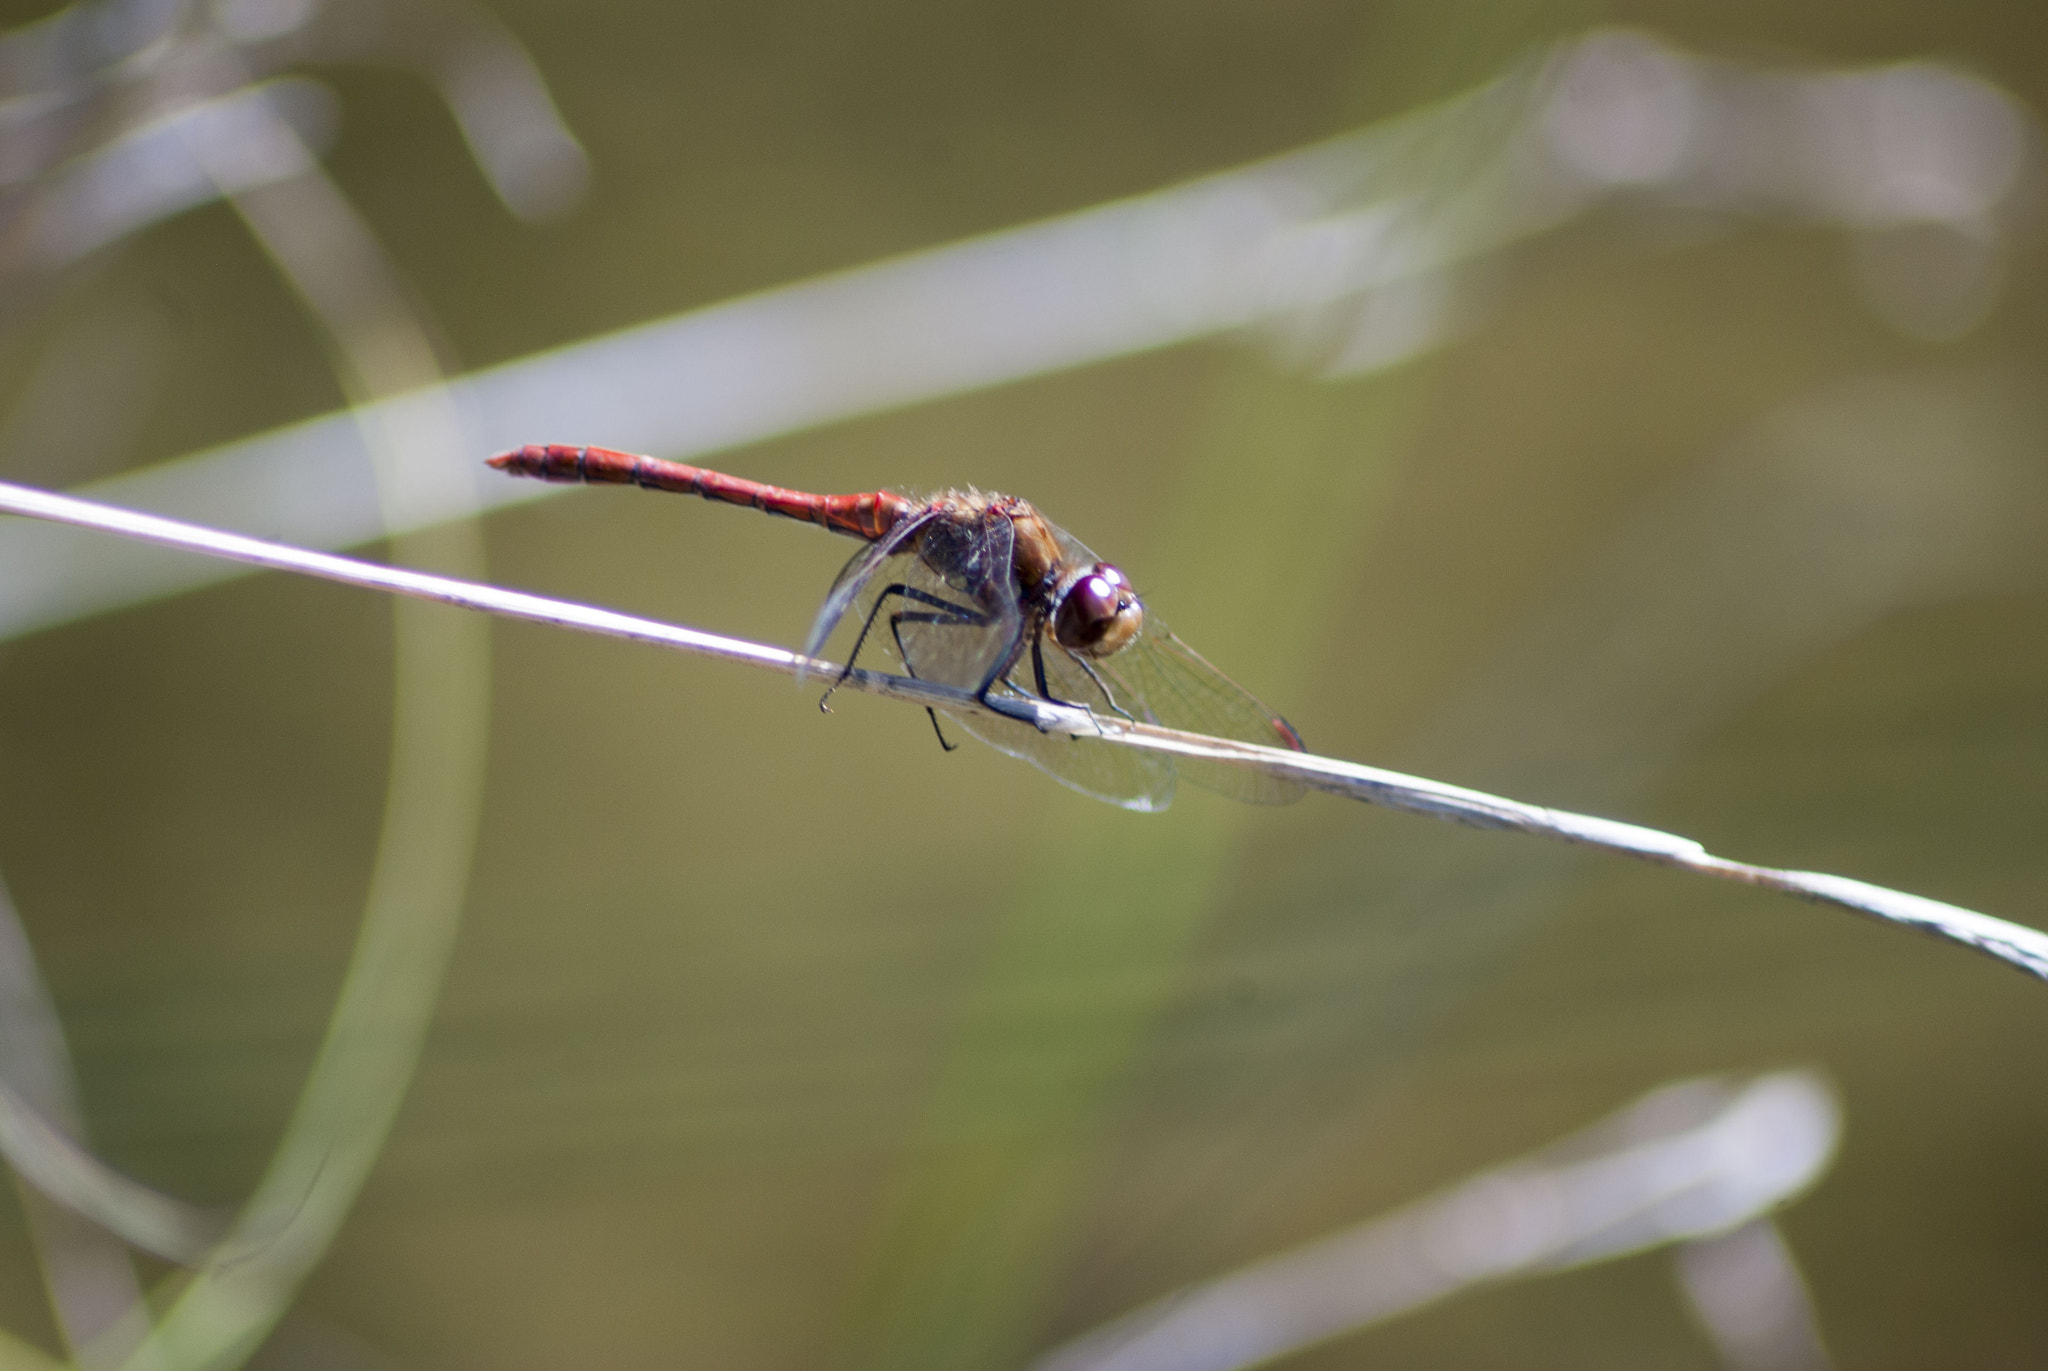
[1053,563,1143,657]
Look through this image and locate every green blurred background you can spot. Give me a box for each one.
[0,0,2043,1367]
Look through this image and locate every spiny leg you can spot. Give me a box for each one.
[819,583,984,712]
[1030,636,1086,711]
[885,600,1023,751]
[1070,649,1140,725]
[971,609,1028,705]
[1026,635,1139,733]
[866,591,1023,709]
[890,608,983,752]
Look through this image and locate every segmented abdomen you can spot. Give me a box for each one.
[487,445,912,541]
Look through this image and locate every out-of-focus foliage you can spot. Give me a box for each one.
[0,2,2042,1369]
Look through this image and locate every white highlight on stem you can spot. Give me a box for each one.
[1,477,2041,986]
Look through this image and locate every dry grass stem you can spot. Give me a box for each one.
[2,476,2040,985]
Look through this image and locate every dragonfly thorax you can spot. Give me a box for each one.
[485,448,1308,808]
[1052,562,1143,658]
[922,497,1143,656]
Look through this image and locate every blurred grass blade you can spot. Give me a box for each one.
[0,878,150,1366]
[105,95,492,1371]
[14,79,339,271]
[830,366,1417,1369]
[0,1327,65,1371]
[0,1080,228,1265]
[1032,1072,1837,1371]
[0,38,1575,642]
[0,476,2041,992]
[427,4,592,220]
[0,33,2031,646]
[1676,1219,1833,1371]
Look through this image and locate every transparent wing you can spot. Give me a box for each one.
[815,511,1026,695]
[1040,521,1306,804]
[802,507,942,666]
[1095,616,1308,805]
[953,634,1177,812]
[813,513,1176,811]
[809,510,1299,809]
[954,519,1175,809]
[859,511,1020,694]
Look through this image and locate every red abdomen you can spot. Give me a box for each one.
[488,445,912,542]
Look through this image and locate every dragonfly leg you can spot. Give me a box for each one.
[821,581,1024,750]
[888,609,986,753]
[1069,651,1140,725]
[972,611,1029,704]
[819,583,984,713]
[1029,637,1085,712]
[1027,635,1138,729]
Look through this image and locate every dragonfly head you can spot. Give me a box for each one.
[1053,562,1143,658]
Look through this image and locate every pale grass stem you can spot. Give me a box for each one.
[2,476,2042,985]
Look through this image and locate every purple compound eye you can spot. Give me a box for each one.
[1053,562,1143,657]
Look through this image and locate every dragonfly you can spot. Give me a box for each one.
[488,445,1307,810]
